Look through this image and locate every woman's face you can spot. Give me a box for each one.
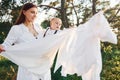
[23,7,38,22]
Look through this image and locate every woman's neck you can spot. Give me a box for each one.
[24,21,33,28]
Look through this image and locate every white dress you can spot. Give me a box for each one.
[2,23,43,80]
[1,11,117,80]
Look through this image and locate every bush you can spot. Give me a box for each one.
[0,56,18,80]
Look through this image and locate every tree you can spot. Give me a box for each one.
[0,0,18,22]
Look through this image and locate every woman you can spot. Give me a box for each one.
[0,3,43,80]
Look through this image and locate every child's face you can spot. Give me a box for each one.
[50,18,62,30]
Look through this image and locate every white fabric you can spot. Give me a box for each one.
[55,11,117,80]
[42,27,62,79]
[1,11,117,80]
[1,23,43,80]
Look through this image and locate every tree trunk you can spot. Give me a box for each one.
[92,0,97,15]
[60,0,69,28]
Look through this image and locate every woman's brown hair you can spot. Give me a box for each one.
[14,3,37,25]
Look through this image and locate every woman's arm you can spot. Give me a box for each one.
[0,45,5,53]
[2,25,19,49]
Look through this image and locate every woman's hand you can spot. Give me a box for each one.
[0,45,5,53]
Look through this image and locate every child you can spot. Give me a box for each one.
[43,18,62,37]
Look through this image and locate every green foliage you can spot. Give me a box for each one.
[0,32,5,43]
[0,0,17,22]
[52,65,82,80]
[101,43,120,80]
[0,22,12,43]
[0,0,13,10]
[41,20,50,29]
[0,56,18,80]
[37,0,43,4]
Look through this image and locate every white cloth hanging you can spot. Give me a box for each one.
[55,11,117,80]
